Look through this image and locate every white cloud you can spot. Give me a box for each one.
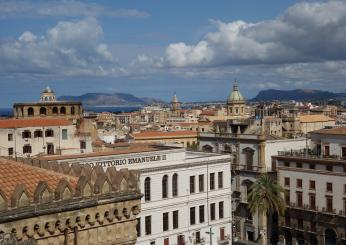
[0,0,149,19]
[163,0,346,67]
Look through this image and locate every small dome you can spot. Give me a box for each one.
[227,82,245,102]
[43,86,53,93]
[172,93,179,103]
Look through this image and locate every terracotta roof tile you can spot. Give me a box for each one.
[311,127,346,135]
[133,130,197,139]
[299,114,335,123]
[0,118,72,128]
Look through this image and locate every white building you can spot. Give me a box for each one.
[0,118,92,157]
[44,145,232,245]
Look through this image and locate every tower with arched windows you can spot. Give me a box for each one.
[226,80,246,117]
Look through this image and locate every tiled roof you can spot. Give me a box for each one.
[0,158,77,200]
[299,114,335,123]
[133,130,198,139]
[0,118,72,128]
[311,127,346,135]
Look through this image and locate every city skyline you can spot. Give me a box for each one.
[1,0,346,107]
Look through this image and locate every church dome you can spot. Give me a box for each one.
[40,86,56,102]
[227,82,245,103]
[172,93,179,103]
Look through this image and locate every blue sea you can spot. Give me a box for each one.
[0,106,142,117]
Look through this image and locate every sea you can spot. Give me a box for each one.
[0,106,142,117]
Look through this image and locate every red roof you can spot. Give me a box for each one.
[0,118,72,128]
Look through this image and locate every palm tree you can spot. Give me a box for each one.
[247,173,286,244]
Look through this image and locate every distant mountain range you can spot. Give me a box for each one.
[251,89,346,101]
[58,93,165,106]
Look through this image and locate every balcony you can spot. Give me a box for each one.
[198,132,263,140]
[277,150,346,162]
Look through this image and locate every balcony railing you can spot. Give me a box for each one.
[278,150,346,161]
[198,132,262,140]
[231,164,266,172]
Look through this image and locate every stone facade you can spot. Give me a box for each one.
[0,157,141,245]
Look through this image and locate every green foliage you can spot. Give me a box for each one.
[248,173,286,216]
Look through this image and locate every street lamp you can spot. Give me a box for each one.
[205,226,214,245]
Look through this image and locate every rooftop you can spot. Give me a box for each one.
[133,130,198,139]
[310,127,346,135]
[0,118,73,128]
[299,114,335,123]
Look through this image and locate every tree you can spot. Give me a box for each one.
[247,173,286,244]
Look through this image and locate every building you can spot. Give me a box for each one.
[0,157,141,245]
[171,93,181,118]
[273,127,346,244]
[0,118,92,157]
[41,144,233,245]
[13,86,83,119]
[299,114,336,134]
[226,81,247,118]
[132,130,198,148]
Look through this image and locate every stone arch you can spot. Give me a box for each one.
[52,107,58,115]
[27,107,34,116]
[0,188,8,211]
[94,174,111,195]
[34,181,53,204]
[39,107,47,115]
[11,184,30,208]
[120,178,128,192]
[325,228,337,245]
[75,176,93,197]
[60,107,66,115]
[54,179,73,201]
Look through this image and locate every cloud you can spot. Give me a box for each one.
[164,0,346,67]
[0,18,125,77]
[0,0,149,19]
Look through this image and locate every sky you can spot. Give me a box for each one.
[1,0,346,106]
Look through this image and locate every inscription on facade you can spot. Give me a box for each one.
[85,154,167,167]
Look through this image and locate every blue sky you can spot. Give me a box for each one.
[0,0,346,106]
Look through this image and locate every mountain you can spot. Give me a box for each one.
[252,89,346,101]
[58,93,165,106]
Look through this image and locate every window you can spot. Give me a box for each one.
[145,216,151,235]
[296,162,302,168]
[326,197,333,213]
[163,212,169,231]
[136,218,141,237]
[219,201,224,219]
[144,177,151,201]
[22,130,31,139]
[210,173,215,190]
[150,242,155,245]
[285,215,290,226]
[8,148,13,156]
[296,179,302,188]
[218,172,223,189]
[199,205,205,223]
[309,180,315,190]
[284,177,290,187]
[326,182,333,192]
[45,129,54,137]
[309,194,316,210]
[172,173,178,197]
[71,106,75,115]
[80,140,86,150]
[190,176,195,194]
[190,207,196,225]
[60,107,66,115]
[285,191,290,205]
[326,165,333,171]
[62,129,68,140]
[311,221,316,232]
[23,145,32,154]
[210,203,216,220]
[298,218,303,230]
[309,163,315,169]
[7,133,13,141]
[162,175,168,198]
[297,192,303,207]
[344,185,346,194]
[52,107,58,114]
[195,231,201,244]
[199,174,204,192]
[173,210,178,229]
[34,130,43,138]
[284,161,290,167]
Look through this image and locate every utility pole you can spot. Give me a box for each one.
[206,226,214,245]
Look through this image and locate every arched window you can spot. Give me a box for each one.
[71,106,75,115]
[52,107,58,115]
[40,107,47,115]
[27,107,34,116]
[172,173,178,197]
[60,107,66,115]
[162,175,168,198]
[144,177,151,201]
[45,129,54,137]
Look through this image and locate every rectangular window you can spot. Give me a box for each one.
[326,182,333,192]
[298,218,303,230]
[309,180,315,190]
[309,194,316,210]
[163,212,169,232]
[195,231,201,244]
[219,201,224,219]
[297,192,303,207]
[210,173,215,190]
[190,207,196,225]
[326,165,333,171]
[343,147,346,159]
[23,145,32,154]
[285,191,290,205]
[199,174,204,192]
[285,215,290,226]
[326,197,333,213]
[145,216,151,235]
[173,210,179,229]
[210,203,216,221]
[296,179,302,188]
[284,161,290,167]
[7,133,13,141]
[344,185,346,194]
[199,205,205,223]
[136,218,141,237]
[62,129,68,140]
[309,163,315,169]
[296,162,302,168]
[80,140,86,150]
[311,221,316,232]
[218,172,223,189]
[190,176,195,194]
[284,177,290,187]
[8,148,13,156]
